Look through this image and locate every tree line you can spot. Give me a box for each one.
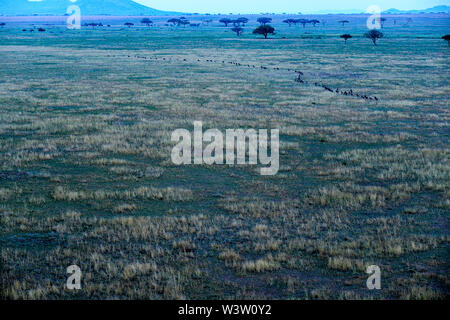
[5,17,449,47]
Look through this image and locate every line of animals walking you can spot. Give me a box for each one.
[106,53,379,101]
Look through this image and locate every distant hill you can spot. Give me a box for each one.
[0,0,179,16]
[1,1,449,16]
[308,5,450,14]
[383,5,450,14]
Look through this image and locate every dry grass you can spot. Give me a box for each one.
[0,21,448,300]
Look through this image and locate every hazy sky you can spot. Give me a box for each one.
[134,0,450,13]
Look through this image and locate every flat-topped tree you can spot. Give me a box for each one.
[167,18,180,26]
[0,23,5,28]
[231,27,244,36]
[340,34,352,44]
[339,20,349,26]
[443,35,450,46]
[310,19,320,27]
[179,19,190,27]
[365,30,383,46]
[253,25,275,39]
[219,18,232,27]
[283,19,296,27]
[235,17,248,26]
[257,17,272,25]
[141,18,153,27]
[292,19,302,26]
[124,22,134,28]
[297,19,310,28]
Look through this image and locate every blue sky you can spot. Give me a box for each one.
[134,0,450,14]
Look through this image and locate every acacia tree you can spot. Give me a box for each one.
[257,17,272,25]
[231,27,244,36]
[283,19,296,27]
[253,25,275,39]
[365,30,383,46]
[235,17,248,26]
[340,34,352,44]
[219,18,233,27]
[167,18,180,26]
[124,22,134,28]
[310,19,320,27]
[339,20,349,26]
[179,19,190,27]
[442,35,450,46]
[0,23,5,28]
[141,18,153,27]
[297,19,310,28]
[380,17,387,28]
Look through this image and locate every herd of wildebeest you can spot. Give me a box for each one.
[1,15,449,102]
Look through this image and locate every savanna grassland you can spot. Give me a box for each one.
[0,14,449,300]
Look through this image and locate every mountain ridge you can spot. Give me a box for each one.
[383,5,450,14]
[0,1,449,16]
[310,5,450,14]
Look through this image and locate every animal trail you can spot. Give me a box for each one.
[109,53,380,102]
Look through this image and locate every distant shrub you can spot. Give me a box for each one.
[442,35,450,46]
[38,28,46,32]
[253,25,275,39]
[365,30,383,46]
[339,20,349,26]
[0,23,5,28]
[84,23,102,28]
[124,22,134,28]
